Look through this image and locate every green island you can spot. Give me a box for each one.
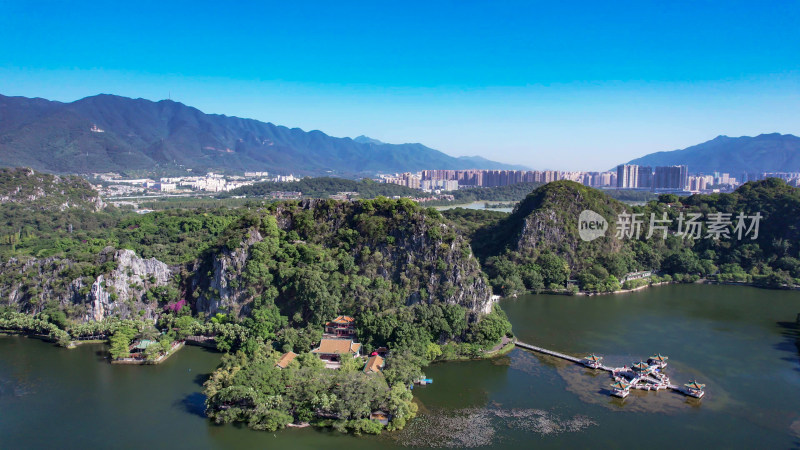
[1,167,798,436]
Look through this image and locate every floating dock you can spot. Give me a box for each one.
[515,340,705,399]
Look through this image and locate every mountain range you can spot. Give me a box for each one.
[0,94,526,175]
[625,133,800,175]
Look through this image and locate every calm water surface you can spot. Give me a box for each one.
[434,201,514,213]
[1,284,799,449]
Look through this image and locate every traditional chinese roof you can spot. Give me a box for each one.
[327,316,355,326]
[649,354,668,362]
[685,381,706,390]
[276,351,298,369]
[133,339,157,350]
[312,339,361,355]
[364,355,385,374]
[585,354,603,362]
[631,361,652,371]
[611,380,630,389]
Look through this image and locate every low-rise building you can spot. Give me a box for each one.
[311,339,361,364]
[363,354,385,374]
[154,182,177,192]
[276,351,298,369]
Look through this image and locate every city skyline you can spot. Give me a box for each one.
[2,1,799,170]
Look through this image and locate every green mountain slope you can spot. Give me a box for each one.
[0,93,526,175]
[474,179,800,295]
[626,133,800,175]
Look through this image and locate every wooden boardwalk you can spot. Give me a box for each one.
[514,341,583,364]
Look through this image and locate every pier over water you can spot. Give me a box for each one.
[514,340,706,399]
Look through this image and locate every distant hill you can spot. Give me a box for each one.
[626,133,800,175]
[0,93,526,175]
[352,135,385,145]
[0,167,102,211]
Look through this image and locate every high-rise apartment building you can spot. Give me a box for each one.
[653,165,688,190]
[616,164,639,188]
[637,166,653,189]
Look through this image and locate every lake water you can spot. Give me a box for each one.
[1,284,799,449]
[434,201,514,213]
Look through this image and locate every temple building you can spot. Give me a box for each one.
[312,338,361,366]
[648,354,669,368]
[611,380,631,398]
[684,381,706,398]
[631,361,655,375]
[583,354,603,369]
[324,316,356,338]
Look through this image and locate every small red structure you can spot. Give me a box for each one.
[324,315,356,338]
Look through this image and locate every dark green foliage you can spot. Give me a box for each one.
[115,209,239,264]
[109,325,137,359]
[441,208,508,237]
[466,305,512,347]
[203,346,417,432]
[468,179,800,294]
[0,168,101,210]
[195,197,489,333]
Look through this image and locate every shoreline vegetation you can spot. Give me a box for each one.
[501,276,800,299]
[1,169,800,437]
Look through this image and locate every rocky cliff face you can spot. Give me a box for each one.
[1,248,172,321]
[280,199,494,314]
[1,196,495,323]
[0,256,83,309]
[85,249,172,320]
[193,228,263,318]
[191,199,494,319]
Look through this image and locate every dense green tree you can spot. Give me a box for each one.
[467,306,512,347]
[537,253,570,287]
[109,325,137,359]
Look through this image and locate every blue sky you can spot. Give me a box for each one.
[1,1,799,170]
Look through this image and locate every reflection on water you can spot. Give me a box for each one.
[0,284,799,448]
[501,284,800,446]
[0,376,36,398]
[558,364,696,414]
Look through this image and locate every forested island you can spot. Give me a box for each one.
[1,167,798,434]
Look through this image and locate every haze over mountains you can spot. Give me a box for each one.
[0,94,526,175]
[2,93,798,178]
[626,133,800,175]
